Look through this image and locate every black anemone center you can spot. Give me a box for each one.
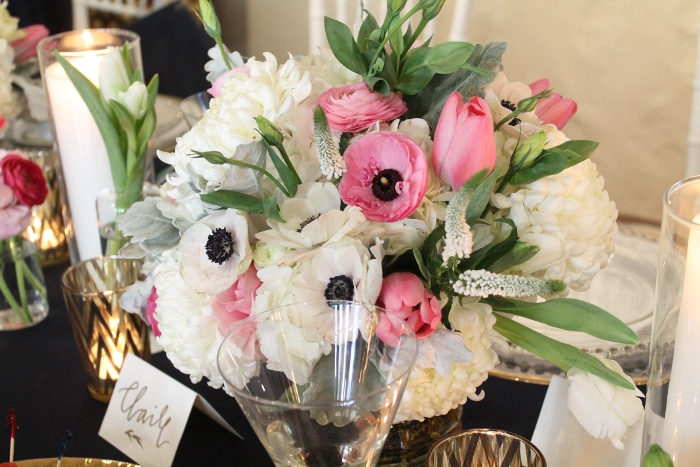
[371,169,402,202]
[297,214,320,233]
[205,228,235,265]
[501,99,517,111]
[509,117,522,126]
[324,275,354,301]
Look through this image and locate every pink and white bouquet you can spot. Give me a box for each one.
[120,0,643,449]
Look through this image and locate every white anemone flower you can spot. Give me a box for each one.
[179,209,253,295]
[255,182,369,264]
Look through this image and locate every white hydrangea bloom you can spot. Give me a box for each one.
[394,300,500,423]
[153,248,228,388]
[491,159,617,292]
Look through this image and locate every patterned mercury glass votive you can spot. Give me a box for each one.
[61,257,151,403]
[426,429,546,467]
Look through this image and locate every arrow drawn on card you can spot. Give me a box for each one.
[124,429,144,448]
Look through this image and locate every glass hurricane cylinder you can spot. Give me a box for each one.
[218,300,418,467]
[0,238,48,330]
[37,29,142,264]
[61,257,151,402]
[643,176,700,465]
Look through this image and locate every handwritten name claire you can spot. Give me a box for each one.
[119,381,172,448]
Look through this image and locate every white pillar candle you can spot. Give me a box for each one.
[662,213,700,465]
[44,33,115,261]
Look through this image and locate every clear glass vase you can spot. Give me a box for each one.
[643,176,700,465]
[0,237,49,330]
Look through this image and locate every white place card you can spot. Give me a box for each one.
[532,375,643,467]
[99,353,242,467]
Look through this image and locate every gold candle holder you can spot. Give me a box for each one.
[426,429,546,467]
[61,257,151,403]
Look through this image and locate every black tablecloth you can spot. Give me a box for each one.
[0,263,548,466]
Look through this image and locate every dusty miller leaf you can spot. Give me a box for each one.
[118,197,181,256]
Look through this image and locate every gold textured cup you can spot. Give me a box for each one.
[426,429,546,467]
[61,257,151,402]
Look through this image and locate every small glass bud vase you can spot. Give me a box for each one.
[0,236,49,330]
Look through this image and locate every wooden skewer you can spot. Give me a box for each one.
[6,409,17,463]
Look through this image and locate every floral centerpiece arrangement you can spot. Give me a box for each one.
[120,0,644,452]
[0,149,48,325]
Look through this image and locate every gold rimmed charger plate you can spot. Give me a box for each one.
[16,459,139,467]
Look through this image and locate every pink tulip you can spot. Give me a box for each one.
[528,78,577,130]
[317,82,407,133]
[376,272,442,346]
[433,93,496,191]
[0,181,30,240]
[212,264,261,337]
[145,287,161,337]
[207,66,251,97]
[339,131,429,222]
[11,25,49,63]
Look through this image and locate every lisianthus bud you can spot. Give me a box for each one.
[198,0,221,38]
[420,0,445,19]
[99,48,130,105]
[515,94,540,113]
[254,116,284,147]
[512,130,547,168]
[387,0,407,14]
[118,81,149,119]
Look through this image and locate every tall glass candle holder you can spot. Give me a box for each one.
[37,30,142,264]
[643,176,700,465]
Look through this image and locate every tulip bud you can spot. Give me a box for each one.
[387,0,407,14]
[118,82,149,119]
[99,47,130,105]
[420,0,445,20]
[254,116,284,147]
[198,0,221,38]
[511,131,547,168]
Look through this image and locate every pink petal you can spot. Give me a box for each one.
[539,98,577,130]
[11,25,49,62]
[529,78,550,95]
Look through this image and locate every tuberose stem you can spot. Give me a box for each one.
[216,38,232,70]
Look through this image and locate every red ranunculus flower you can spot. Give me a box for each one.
[0,154,48,207]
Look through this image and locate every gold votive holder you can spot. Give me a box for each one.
[426,429,546,467]
[61,257,151,403]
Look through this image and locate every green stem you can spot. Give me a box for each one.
[369,4,423,77]
[274,143,302,185]
[401,16,429,60]
[226,158,290,197]
[494,110,519,131]
[216,38,232,70]
[9,239,31,324]
[0,240,28,324]
[18,260,46,302]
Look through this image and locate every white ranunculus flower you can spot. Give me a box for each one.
[204,45,245,83]
[491,159,617,292]
[117,81,149,119]
[567,354,644,449]
[99,48,130,105]
[179,209,253,295]
[0,3,22,42]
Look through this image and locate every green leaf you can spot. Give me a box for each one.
[262,196,283,222]
[129,67,143,85]
[487,297,639,345]
[367,76,391,96]
[550,140,599,168]
[396,46,434,95]
[381,53,398,88]
[403,41,507,128]
[487,241,539,273]
[146,74,159,106]
[421,222,445,260]
[424,42,475,74]
[510,152,569,186]
[357,12,380,52]
[493,314,636,390]
[643,445,674,467]
[117,197,181,257]
[121,44,134,79]
[324,17,368,76]
[339,132,352,156]
[201,190,262,210]
[53,51,126,191]
[466,167,499,219]
[387,14,404,56]
[412,247,431,284]
[261,139,298,197]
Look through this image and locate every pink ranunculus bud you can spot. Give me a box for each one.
[433,93,496,191]
[11,25,49,63]
[376,272,442,346]
[207,66,251,97]
[316,82,407,133]
[528,79,578,130]
[211,264,261,338]
[339,131,429,222]
[145,287,161,337]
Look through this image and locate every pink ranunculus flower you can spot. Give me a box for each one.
[433,93,496,191]
[212,264,261,337]
[207,66,251,97]
[339,131,428,222]
[145,287,161,337]
[11,25,49,62]
[0,181,30,240]
[317,82,407,133]
[528,78,577,130]
[376,272,442,346]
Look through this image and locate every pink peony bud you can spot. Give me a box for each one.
[376,272,442,346]
[528,78,577,130]
[433,93,496,191]
[11,25,49,63]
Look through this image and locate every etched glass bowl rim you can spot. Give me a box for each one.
[60,255,142,297]
[217,299,418,410]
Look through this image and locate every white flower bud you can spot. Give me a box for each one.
[117,81,149,119]
[99,48,129,105]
